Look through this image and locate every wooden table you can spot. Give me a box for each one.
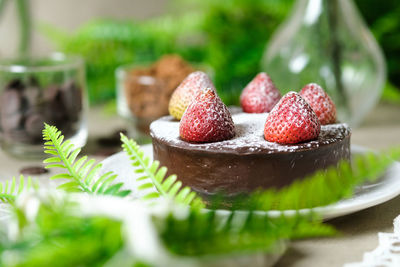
[0,103,399,266]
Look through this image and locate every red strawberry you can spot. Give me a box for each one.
[299,83,336,125]
[169,71,215,120]
[240,72,281,113]
[180,88,235,143]
[264,92,320,144]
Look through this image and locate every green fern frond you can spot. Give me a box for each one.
[120,134,205,209]
[242,148,400,211]
[42,124,131,197]
[157,208,335,256]
[0,176,36,203]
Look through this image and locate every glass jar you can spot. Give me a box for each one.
[0,53,88,158]
[116,65,169,143]
[116,55,198,142]
[263,0,386,127]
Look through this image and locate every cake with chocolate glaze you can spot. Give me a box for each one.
[150,112,350,198]
[151,72,351,199]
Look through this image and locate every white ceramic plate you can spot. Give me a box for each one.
[101,144,400,220]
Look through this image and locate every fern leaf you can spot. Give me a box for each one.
[114,189,132,197]
[241,148,400,211]
[168,181,183,198]
[73,156,88,171]
[96,176,116,194]
[10,177,16,195]
[43,157,61,163]
[17,176,24,194]
[138,183,156,190]
[57,181,81,191]
[68,148,81,163]
[45,164,67,169]
[103,183,129,196]
[84,164,103,185]
[121,134,205,209]
[162,175,178,191]
[142,192,161,200]
[91,172,114,193]
[50,173,73,180]
[157,207,335,257]
[44,150,58,156]
[42,124,131,197]
[0,176,36,203]
[78,159,96,179]
[4,180,9,194]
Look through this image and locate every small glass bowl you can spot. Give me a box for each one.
[116,66,167,142]
[116,59,197,142]
[0,53,88,158]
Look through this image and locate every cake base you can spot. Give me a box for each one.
[150,113,351,199]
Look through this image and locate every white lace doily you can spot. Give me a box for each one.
[345,216,400,267]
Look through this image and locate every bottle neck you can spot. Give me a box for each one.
[300,0,341,25]
[296,0,348,110]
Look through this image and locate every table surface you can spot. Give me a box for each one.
[1,103,400,267]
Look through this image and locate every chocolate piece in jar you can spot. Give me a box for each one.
[60,80,83,122]
[42,81,82,136]
[0,89,23,115]
[5,79,25,92]
[44,85,66,122]
[0,77,83,145]
[1,112,23,132]
[25,113,45,139]
[0,79,26,133]
[43,84,60,103]
[23,80,41,108]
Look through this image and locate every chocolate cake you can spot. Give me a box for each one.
[150,112,351,199]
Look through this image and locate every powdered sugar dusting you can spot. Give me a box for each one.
[264,91,320,144]
[300,83,336,125]
[179,88,234,142]
[240,72,281,113]
[150,112,351,155]
[169,71,215,119]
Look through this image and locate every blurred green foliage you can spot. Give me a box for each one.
[356,0,400,86]
[41,0,400,105]
[40,16,206,102]
[355,0,400,104]
[190,0,293,104]
[1,200,125,267]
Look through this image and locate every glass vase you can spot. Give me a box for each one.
[263,0,386,127]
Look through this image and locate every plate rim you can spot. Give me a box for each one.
[101,144,400,219]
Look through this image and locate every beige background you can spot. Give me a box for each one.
[0,0,167,57]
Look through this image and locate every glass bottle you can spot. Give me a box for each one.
[263,0,386,127]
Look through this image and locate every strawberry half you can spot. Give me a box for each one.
[179,88,235,143]
[299,83,336,125]
[264,92,321,144]
[169,71,215,120]
[240,72,281,113]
